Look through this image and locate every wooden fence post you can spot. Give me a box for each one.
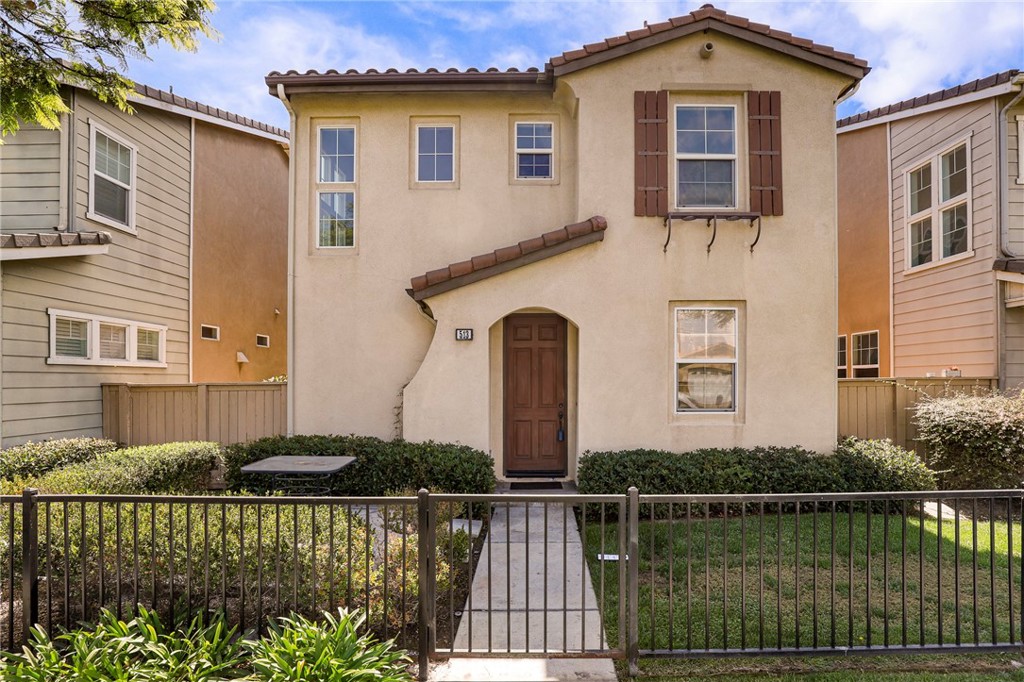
[196,384,209,441]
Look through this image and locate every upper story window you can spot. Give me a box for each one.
[675,307,738,413]
[675,105,736,209]
[88,122,136,232]
[317,126,356,248]
[906,141,970,269]
[851,331,879,378]
[48,308,166,367]
[515,122,553,179]
[416,126,454,182]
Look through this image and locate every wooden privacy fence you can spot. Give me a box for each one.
[838,377,997,453]
[101,382,286,446]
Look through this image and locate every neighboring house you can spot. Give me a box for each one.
[268,4,868,480]
[0,84,289,447]
[837,70,1024,384]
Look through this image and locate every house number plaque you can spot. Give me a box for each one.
[455,329,473,341]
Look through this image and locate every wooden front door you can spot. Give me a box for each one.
[503,314,567,476]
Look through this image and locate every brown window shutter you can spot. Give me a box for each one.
[634,90,669,217]
[747,91,783,216]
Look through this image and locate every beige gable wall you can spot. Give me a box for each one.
[1008,102,1024,255]
[0,123,64,232]
[289,30,853,472]
[889,99,1000,378]
[1,93,190,446]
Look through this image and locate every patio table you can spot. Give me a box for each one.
[239,455,355,496]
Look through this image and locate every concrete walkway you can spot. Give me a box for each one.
[430,500,618,681]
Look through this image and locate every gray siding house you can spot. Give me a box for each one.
[837,70,1024,387]
[0,85,288,447]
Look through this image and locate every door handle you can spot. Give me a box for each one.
[557,403,565,442]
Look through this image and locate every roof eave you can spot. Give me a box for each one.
[550,19,868,81]
[266,71,554,96]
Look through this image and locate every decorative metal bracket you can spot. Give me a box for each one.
[662,212,761,253]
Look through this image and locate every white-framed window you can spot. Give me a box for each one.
[200,324,220,341]
[48,309,166,367]
[675,105,736,209]
[837,335,848,379]
[317,126,357,248]
[674,307,738,413]
[515,122,554,179]
[905,140,971,269]
[256,334,270,348]
[416,125,455,182]
[87,121,137,233]
[851,331,879,378]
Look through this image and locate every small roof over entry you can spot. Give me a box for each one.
[407,216,608,302]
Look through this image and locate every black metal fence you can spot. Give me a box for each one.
[2,488,1022,680]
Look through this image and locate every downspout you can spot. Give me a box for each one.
[276,84,297,436]
[998,75,1024,258]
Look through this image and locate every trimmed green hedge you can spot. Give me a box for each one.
[25,441,221,494]
[0,438,118,482]
[577,438,935,495]
[915,393,1024,489]
[224,435,496,495]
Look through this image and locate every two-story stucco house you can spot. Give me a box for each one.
[269,4,868,481]
[837,70,1024,385]
[0,83,289,447]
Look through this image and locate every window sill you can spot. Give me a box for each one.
[85,211,136,236]
[904,249,975,275]
[47,357,167,368]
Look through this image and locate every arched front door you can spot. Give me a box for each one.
[503,313,567,476]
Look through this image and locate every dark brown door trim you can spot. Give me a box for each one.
[503,313,568,477]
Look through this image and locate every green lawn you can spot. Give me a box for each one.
[582,504,1023,666]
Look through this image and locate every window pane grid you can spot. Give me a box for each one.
[676,308,737,412]
[55,318,88,358]
[907,142,971,268]
[417,126,454,182]
[137,329,160,361]
[852,332,879,367]
[941,144,967,201]
[318,192,355,247]
[837,336,847,368]
[675,105,735,208]
[99,323,127,360]
[515,123,553,179]
[95,132,131,186]
[319,128,355,183]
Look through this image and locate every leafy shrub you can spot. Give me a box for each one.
[29,441,220,494]
[0,606,245,681]
[247,610,412,682]
[915,393,1024,489]
[0,438,117,482]
[577,439,935,496]
[224,435,495,495]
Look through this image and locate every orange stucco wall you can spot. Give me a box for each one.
[192,121,288,382]
[837,124,890,376]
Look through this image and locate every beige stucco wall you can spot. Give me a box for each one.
[289,30,853,476]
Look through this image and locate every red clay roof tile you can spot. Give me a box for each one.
[838,70,1020,128]
[408,217,608,299]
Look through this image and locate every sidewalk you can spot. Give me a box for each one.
[429,500,618,681]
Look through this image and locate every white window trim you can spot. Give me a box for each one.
[415,124,457,184]
[851,330,880,374]
[1016,115,1024,185]
[256,334,270,348]
[47,308,167,367]
[86,119,138,234]
[674,306,739,414]
[837,334,847,373]
[674,104,738,210]
[200,324,220,341]
[315,124,358,250]
[903,136,973,273]
[514,121,555,180]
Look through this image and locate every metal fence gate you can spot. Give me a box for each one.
[3,488,1023,680]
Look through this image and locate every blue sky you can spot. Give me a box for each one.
[126,1,1024,130]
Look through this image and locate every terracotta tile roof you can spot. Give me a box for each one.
[0,231,111,249]
[267,4,866,93]
[995,258,1024,275]
[838,70,1021,128]
[133,83,290,139]
[549,4,868,73]
[408,216,608,301]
